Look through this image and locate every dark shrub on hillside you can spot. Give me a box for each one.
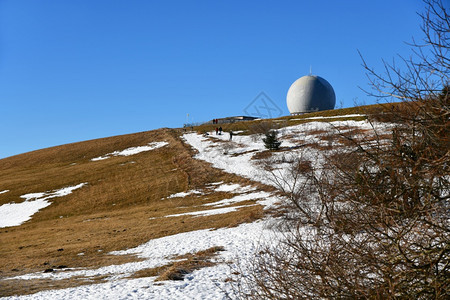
[263,131,281,150]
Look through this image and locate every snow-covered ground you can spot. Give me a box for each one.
[2,118,389,299]
[6,221,275,300]
[184,119,388,187]
[0,183,87,228]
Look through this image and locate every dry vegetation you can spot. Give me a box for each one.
[0,127,270,297]
[125,246,225,283]
[154,246,225,281]
[0,275,110,297]
[235,1,449,298]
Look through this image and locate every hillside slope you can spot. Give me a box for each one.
[0,104,397,298]
[0,127,271,297]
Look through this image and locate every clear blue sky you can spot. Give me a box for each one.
[0,0,426,159]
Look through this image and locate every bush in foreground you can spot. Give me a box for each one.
[235,1,449,298]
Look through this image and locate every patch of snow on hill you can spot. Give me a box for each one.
[0,183,87,228]
[0,189,9,195]
[165,183,257,200]
[0,200,52,228]
[20,192,46,201]
[91,141,168,161]
[213,183,255,193]
[203,191,271,207]
[165,204,257,218]
[183,133,266,184]
[166,189,203,198]
[213,183,241,192]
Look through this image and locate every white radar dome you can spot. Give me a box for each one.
[286,75,336,115]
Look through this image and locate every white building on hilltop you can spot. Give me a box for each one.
[286,75,336,115]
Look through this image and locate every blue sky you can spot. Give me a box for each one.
[0,0,425,159]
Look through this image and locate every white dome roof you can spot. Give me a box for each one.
[286,75,336,114]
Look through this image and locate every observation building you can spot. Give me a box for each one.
[286,75,336,115]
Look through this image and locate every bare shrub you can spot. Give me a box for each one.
[235,1,449,298]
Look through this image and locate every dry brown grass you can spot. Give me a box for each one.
[156,246,225,281]
[1,275,109,297]
[129,246,225,282]
[0,128,271,297]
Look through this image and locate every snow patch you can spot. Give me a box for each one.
[165,204,256,218]
[0,189,9,195]
[207,181,224,185]
[214,183,256,193]
[166,190,203,199]
[165,183,256,199]
[91,142,168,161]
[214,183,241,192]
[0,183,87,228]
[204,191,271,207]
[0,200,52,228]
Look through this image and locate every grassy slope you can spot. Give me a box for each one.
[0,128,267,296]
[0,103,398,296]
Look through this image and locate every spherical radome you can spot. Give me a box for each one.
[286,75,336,114]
